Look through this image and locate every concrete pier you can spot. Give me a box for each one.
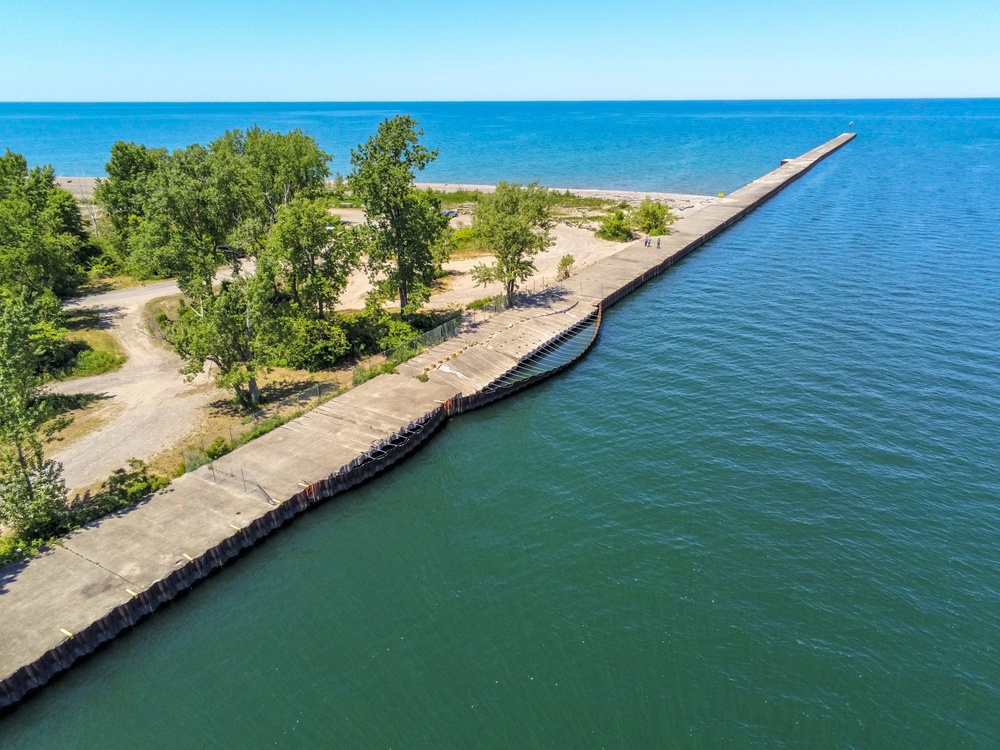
[0,133,855,711]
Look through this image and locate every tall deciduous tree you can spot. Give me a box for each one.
[166,260,281,408]
[0,150,88,299]
[212,126,332,252]
[94,142,167,254]
[266,196,359,319]
[129,143,243,296]
[349,116,448,313]
[471,181,553,305]
[0,294,66,537]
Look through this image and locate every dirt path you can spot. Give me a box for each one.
[48,281,222,492]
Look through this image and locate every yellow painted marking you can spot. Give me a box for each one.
[182,553,194,562]
[125,588,138,597]
[60,628,74,638]
[229,524,241,530]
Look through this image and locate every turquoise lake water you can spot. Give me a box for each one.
[1,101,999,747]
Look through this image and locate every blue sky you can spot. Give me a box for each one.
[3,0,998,100]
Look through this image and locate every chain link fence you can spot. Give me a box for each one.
[378,313,464,363]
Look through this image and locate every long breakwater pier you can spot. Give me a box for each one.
[0,133,855,710]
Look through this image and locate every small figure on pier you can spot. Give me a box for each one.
[657,237,661,249]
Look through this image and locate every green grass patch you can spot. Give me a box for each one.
[468,295,505,311]
[427,188,486,207]
[544,189,615,210]
[57,307,127,379]
[351,361,397,386]
[351,336,430,386]
[62,328,126,379]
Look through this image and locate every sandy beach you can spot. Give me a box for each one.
[56,176,719,215]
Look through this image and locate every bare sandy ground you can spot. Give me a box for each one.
[48,281,222,492]
[333,187,718,309]
[50,178,717,489]
[415,182,720,217]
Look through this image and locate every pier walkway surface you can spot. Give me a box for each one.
[0,133,855,710]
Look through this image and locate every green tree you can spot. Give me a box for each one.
[135,129,338,402]
[470,181,553,305]
[631,196,674,236]
[266,196,359,318]
[135,142,263,404]
[595,208,634,242]
[0,294,67,537]
[0,150,89,298]
[240,126,331,225]
[349,116,448,313]
[93,142,167,265]
[130,143,244,297]
[212,127,332,252]
[166,261,280,407]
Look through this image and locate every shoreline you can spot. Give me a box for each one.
[55,176,720,216]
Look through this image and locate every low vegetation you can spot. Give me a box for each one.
[556,254,575,281]
[594,197,676,241]
[0,459,167,568]
[596,208,634,241]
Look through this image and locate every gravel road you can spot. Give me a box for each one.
[48,281,221,491]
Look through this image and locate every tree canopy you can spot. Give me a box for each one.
[0,294,67,537]
[349,116,449,313]
[631,196,674,236]
[0,149,90,299]
[471,181,552,305]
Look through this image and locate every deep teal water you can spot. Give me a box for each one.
[2,101,999,747]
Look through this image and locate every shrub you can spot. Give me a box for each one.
[378,317,419,350]
[451,226,479,251]
[631,196,673,236]
[206,436,230,460]
[556,254,575,281]
[67,459,168,524]
[595,209,634,242]
[0,535,51,568]
[272,316,351,371]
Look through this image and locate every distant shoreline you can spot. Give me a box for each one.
[55,176,720,215]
